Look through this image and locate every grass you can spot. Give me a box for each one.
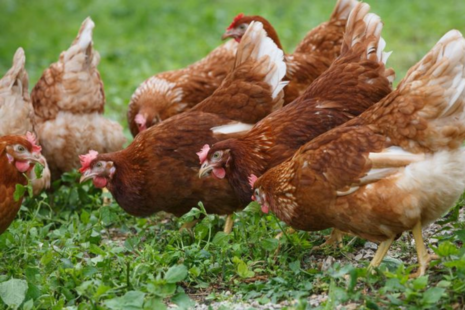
[1,0,465,309]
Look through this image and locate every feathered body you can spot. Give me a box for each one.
[0,48,50,195]
[201,3,394,207]
[127,39,238,136]
[253,27,465,275]
[31,17,126,180]
[223,0,358,104]
[80,22,287,217]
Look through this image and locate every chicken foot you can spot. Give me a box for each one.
[312,229,346,251]
[223,214,234,234]
[274,228,296,240]
[409,221,439,278]
[179,219,200,232]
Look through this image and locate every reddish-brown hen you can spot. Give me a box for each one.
[31,17,126,180]
[253,29,465,277]
[200,3,394,210]
[223,0,358,104]
[79,22,286,223]
[0,134,45,234]
[0,48,50,195]
[127,38,238,137]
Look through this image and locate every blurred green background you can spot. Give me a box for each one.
[1,0,464,134]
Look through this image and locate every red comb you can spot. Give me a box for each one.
[197,144,210,164]
[227,13,244,30]
[26,132,42,154]
[79,150,99,173]
[248,174,258,189]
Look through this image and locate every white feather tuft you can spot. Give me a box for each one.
[242,21,287,99]
[211,122,254,134]
[77,17,95,51]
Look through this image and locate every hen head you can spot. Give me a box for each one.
[197,143,231,179]
[130,77,186,135]
[1,132,46,173]
[222,14,279,48]
[79,150,115,188]
[250,174,270,214]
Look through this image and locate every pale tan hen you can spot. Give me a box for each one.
[0,48,50,195]
[31,17,126,180]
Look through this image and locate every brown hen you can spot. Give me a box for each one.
[223,0,358,104]
[200,3,394,213]
[253,29,465,277]
[79,22,286,226]
[31,17,126,180]
[127,38,238,137]
[0,134,45,234]
[0,48,50,195]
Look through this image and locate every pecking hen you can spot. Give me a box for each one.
[223,0,358,104]
[0,48,50,195]
[252,29,465,277]
[31,17,126,181]
[80,22,286,227]
[0,134,46,234]
[200,3,394,219]
[127,36,238,137]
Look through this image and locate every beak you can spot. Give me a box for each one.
[80,170,98,183]
[33,153,47,167]
[222,29,240,40]
[198,161,214,178]
[20,153,47,166]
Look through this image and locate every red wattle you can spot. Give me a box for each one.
[15,161,30,173]
[213,167,226,179]
[93,176,108,188]
[261,203,269,214]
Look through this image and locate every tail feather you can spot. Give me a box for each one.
[374,30,465,151]
[341,2,395,84]
[0,48,27,92]
[330,0,358,21]
[233,21,287,104]
[63,17,98,66]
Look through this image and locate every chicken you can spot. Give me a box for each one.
[127,38,238,137]
[31,17,126,180]
[0,133,46,234]
[199,3,394,214]
[79,22,286,228]
[222,0,358,104]
[0,48,51,195]
[252,29,465,277]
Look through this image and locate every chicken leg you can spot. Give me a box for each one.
[409,221,439,278]
[312,229,346,251]
[368,236,394,270]
[223,214,234,234]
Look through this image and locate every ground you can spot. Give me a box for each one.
[1,0,465,309]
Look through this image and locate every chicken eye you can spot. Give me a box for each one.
[213,151,221,159]
[239,24,247,30]
[254,189,260,196]
[95,162,103,168]
[15,145,26,152]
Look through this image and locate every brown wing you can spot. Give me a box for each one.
[191,21,286,124]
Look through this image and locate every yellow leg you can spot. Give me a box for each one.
[179,219,200,232]
[368,237,395,270]
[224,214,234,234]
[409,221,439,278]
[312,229,346,251]
[102,187,111,206]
